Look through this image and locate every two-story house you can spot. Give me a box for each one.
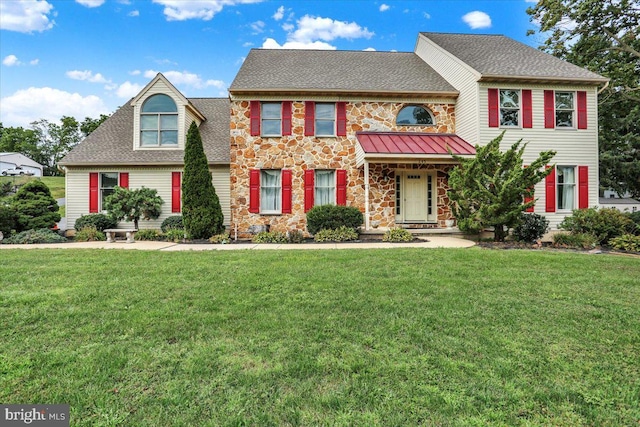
[60,32,608,236]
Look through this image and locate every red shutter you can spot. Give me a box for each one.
[544,90,555,128]
[282,101,292,136]
[89,172,99,213]
[545,166,556,212]
[249,169,260,213]
[523,165,534,212]
[336,169,347,205]
[171,172,181,213]
[488,88,499,128]
[578,165,589,209]
[119,172,129,189]
[522,90,533,128]
[250,101,260,136]
[336,102,347,136]
[281,169,292,214]
[304,101,315,136]
[577,91,587,129]
[304,169,315,212]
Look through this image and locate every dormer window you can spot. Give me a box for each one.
[397,105,434,126]
[141,94,178,146]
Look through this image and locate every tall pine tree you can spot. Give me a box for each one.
[182,121,224,239]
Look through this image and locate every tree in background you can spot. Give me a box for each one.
[448,133,556,242]
[11,180,61,232]
[527,0,640,198]
[103,186,163,230]
[80,114,110,137]
[182,121,224,239]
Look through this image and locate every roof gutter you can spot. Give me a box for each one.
[229,88,459,98]
[598,79,610,94]
[478,74,610,85]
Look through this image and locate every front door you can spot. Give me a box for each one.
[397,172,436,223]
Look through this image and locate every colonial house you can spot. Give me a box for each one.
[60,32,608,236]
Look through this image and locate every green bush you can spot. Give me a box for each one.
[161,215,183,232]
[0,181,13,197]
[252,231,289,243]
[0,204,16,238]
[560,207,635,245]
[164,228,184,243]
[457,217,484,235]
[136,229,163,241]
[74,213,118,232]
[209,232,231,244]
[74,226,106,242]
[287,229,305,243]
[552,232,597,249]
[382,228,413,242]
[627,211,640,231]
[608,234,640,252]
[11,180,60,232]
[306,205,363,235]
[3,228,67,244]
[513,213,550,243]
[314,226,359,242]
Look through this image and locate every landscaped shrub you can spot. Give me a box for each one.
[560,207,635,245]
[74,226,106,242]
[314,226,359,242]
[161,215,183,232]
[74,213,118,232]
[306,205,363,235]
[552,232,597,249]
[3,228,67,244]
[0,205,16,238]
[0,181,13,197]
[164,228,184,243]
[382,228,413,242]
[209,232,231,244]
[456,217,484,235]
[627,211,640,231]
[104,186,163,229]
[252,231,289,243]
[513,213,550,243]
[609,234,640,252]
[287,229,305,243]
[11,180,60,232]
[136,229,163,241]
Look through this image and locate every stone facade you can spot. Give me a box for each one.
[230,99,457,236]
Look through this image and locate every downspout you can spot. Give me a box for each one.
[598,80,610,95]
[364,160,370,231]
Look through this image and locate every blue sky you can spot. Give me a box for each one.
[1,0,541,127]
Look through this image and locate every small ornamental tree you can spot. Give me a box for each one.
[182,121,224,239]
[11,180,61,232]
[448,132,556,242]
[103,186,163,229]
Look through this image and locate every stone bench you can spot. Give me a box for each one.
[103,229,138,243]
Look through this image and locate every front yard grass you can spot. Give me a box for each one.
[1,248,638,426]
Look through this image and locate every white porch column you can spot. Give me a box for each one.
[364,160,370,230]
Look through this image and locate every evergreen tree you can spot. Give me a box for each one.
[448,132,556,242]
[182,121,223,239]
[103,186,163,229]
[11,180,61,232]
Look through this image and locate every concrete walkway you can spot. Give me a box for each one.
[0,236,476,251]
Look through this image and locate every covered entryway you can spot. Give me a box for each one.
[355,131,476,230]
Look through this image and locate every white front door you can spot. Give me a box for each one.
[397,172,436,223]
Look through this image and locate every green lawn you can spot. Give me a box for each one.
[1,248,638,426]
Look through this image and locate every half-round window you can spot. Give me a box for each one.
[141,94,178,146]
[396,105,434,126]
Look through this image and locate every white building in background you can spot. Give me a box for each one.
[0,152,44,177]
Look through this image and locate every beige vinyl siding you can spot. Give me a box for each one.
[478,83,600,229]
[65,166,232,231]
[414,34,480,143]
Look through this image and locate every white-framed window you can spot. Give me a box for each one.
[315,103,335,137]
[261,102,281,137]
[141,94,178,146]
[499,89,520,127]
[260,169,281,213]
[100,172,119,210]
[557,166,576,210]
[555,92,574,128]
[315,170,335,206]
[396,105,434,125]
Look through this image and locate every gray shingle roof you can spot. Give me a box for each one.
[230,49,457,94]
[59,98,230,166]
[421,32,608,83]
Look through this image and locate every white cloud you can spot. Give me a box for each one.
[143,70,225,90]
[242,41,254,47]
[129,70,141,75]
[462,11,492,29]
[3,55,20,66]
[264,14,374,50]
[0,0,55,33]
[273,5,284,20]
[66,70,110,84]
[379,4,389,12]
[30,59,40,65]
[75,0,105,7]
[423,12,431,19]
[281,22,294,32]
[128,10,140,17]
[250,20,265,33]
[152,0,263,21]
[115,81,144,98]
[0,87,109,127]
[363,47,376,51]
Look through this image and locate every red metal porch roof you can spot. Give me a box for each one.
[356,132,476,156]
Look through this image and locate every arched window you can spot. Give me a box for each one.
[396,105,434,126]
[141,94,178,146]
